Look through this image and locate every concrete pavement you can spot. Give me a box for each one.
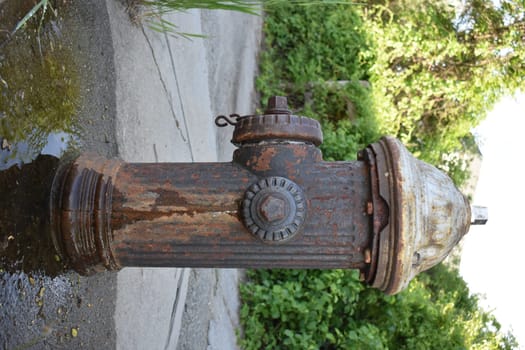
[105,2,262,349]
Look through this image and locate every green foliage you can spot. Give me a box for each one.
[257,0,525,185]
[362,0,525,183]
[240,265,518,349]
[240,269,386,350]
[257,1,380,159]
[0,8,79,156]
[141,0,261,15]
[139,0,356,38]
[140,0,261,38]
[258,1,372,94]
[306,82,380,161]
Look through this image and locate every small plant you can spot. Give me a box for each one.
[142,0,261,15]
[12,0,56,36]
[139,0,355,38]
[141,0,353,14]
[136,0,260,38]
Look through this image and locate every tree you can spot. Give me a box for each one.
[362,0,525,184]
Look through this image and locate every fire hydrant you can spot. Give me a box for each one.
[51,96,480,294]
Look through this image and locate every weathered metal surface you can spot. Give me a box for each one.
[233,143,323,176]
[231,97,323,146]
[51,156,371,270]
[471,206,488,225]
[110,161,371,269]
[265,96,292,115]
[51,154,123,274]
[357,148,389,288]
[232,114,323,146]
[365,137,471,295]
[215,114,241,127]
[46,95,478,295]
[242,176,307,243]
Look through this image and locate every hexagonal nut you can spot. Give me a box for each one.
[259,195,287,223]
[267,96,288,110]
[265,96,291,115]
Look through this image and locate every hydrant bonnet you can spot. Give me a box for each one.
[366,137,471,294]
[231,96,323,146]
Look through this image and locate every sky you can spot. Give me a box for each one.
[459,92,525,348]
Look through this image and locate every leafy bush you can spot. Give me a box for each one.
[257,2,379,160]
[240,265,518,349]
[258,0,525,186]
[306,82,380,160]
[258,1,373,101]
[240,269,386,350]
[361,0,525,184]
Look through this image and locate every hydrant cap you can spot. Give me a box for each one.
[231,96,323,146]
[370,137,471,294]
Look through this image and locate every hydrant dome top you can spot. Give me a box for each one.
[367,137,472,294]
[232,96,323,146]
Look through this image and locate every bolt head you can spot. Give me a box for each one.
[242,176,306,243]
[259,195,287,223]
[267,96,288,109]
[265,96,291,115]
[366,201,374,215]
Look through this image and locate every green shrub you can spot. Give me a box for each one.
[306,82,380,160]
[257,1,374,104]
[257,2,379,161]
[239,269,387,350]
[240,265,518,349]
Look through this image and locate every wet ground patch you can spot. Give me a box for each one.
[0,0,80,166]
[1,0,119,348]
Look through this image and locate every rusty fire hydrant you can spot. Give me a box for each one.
[51,96,482,294]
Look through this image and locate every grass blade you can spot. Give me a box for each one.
[13,0,48,34]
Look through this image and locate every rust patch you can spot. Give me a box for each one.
[154,188,189,207]
[252,147,277,171]
[293,146,308,159]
